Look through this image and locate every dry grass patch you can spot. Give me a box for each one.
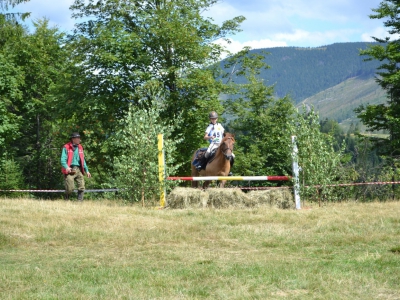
[0,199,399,299]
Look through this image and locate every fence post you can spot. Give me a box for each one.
[291,136,301,209]
[158,134,166,207]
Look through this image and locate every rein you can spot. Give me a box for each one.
[219,137,234,159]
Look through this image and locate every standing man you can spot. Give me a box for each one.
[61,132,91,201]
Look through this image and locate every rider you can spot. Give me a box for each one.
[204,111,225,160]
[194,111,234,174]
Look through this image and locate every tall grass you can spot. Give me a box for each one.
[0,199,399,299]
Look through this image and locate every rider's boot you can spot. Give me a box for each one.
[228,156,234,176]
[197,156,206,171]
[195,158,202,171]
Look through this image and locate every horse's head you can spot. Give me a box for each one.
[219,133,235,160]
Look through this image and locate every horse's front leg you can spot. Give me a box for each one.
[202,180,211,189]
[218,180,227,188]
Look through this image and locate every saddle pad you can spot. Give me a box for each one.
[195,148,208,160]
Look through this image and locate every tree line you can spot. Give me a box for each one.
[231,42,383,104]
[0,0,398,203]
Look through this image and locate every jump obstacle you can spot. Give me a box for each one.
[159,135,302,209]
[0,136,302,209]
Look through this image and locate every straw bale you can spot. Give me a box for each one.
[247,188,295,209]
[167,187,295,209]
[208,188,250,208]
[167,187,208,209]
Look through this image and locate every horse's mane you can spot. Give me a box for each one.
[221,133,235,142]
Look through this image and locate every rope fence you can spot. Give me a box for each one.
[2,181,400,193]
[0,189,120,193]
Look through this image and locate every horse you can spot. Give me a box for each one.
[191,133,235,189]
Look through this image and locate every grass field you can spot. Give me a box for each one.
[1,198,399,299]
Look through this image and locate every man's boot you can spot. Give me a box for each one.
[77,191,84,201]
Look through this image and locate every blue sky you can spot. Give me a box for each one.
[8,0,387,54]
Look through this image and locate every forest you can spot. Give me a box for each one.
[1,0,400,203]
[254,42,382,103]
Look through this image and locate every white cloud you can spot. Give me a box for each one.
[205,0,383,47]
[361,27,400,42]
[9,0,386,48]
[271,28,360,46]
[220,0,381,23]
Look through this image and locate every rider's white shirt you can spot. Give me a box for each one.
[205,123,224,144]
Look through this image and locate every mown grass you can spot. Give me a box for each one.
[0,198,399,299]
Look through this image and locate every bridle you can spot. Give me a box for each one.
[220,137,234,160]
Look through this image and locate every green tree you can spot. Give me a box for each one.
[60,0,245,176]
[0,0,30,22]
[0,17,72,193]
[0,54,23,157]
[103,82,183,203]
[319,118,344,151]
[14,20,70,191]
[294,108,345,203]
[355,0,400,199]
[0,157,25,197]
[0,54,24,193]
[223,48,297,179]
[357,0,400,156]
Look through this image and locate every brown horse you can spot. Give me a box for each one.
[191,133,235,189]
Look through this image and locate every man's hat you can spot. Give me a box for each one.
[70,132,81,138]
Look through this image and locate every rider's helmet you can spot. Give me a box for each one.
[209,111,218,119]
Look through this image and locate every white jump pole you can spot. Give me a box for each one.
[291,136,301,209]
[167,176,290,181]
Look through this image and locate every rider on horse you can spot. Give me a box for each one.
[193,111,234,174]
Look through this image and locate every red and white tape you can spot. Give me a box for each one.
[0,189,120,193]
[1,181,399,193]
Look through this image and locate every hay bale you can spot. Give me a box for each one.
[166,187,295,209]
[208,188,250,208]
[167,187,208,209]
[247,188,295,209]
[167,187,249,209]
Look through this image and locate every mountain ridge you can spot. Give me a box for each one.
[250,42,382,103]
[235,42,387,127]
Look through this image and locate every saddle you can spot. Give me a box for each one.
[194,148,207,161]
[192,148,217,170]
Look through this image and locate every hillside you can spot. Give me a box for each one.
[255,42,382,103]
[222,42,388,128]
[298,76,387,130]
[224,42,383,105]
